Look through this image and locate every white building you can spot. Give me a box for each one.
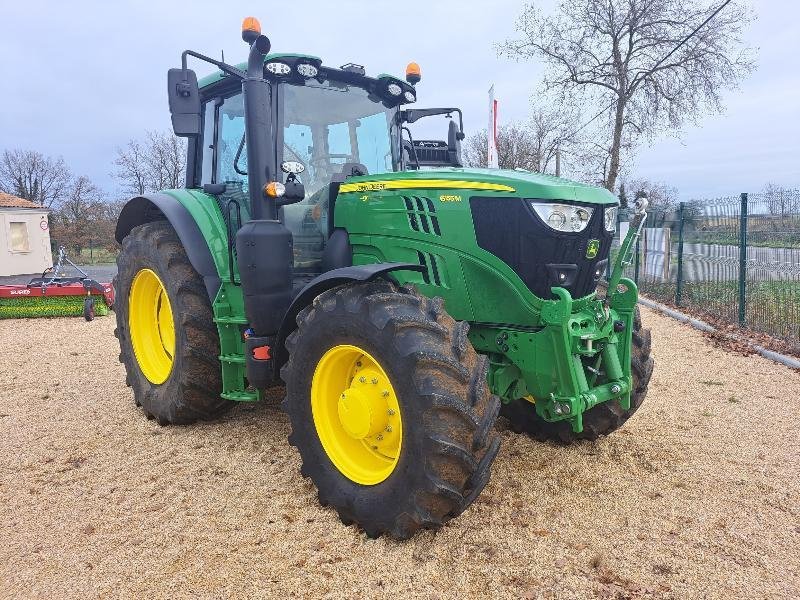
[0,192,52,277]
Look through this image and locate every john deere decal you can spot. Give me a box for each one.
[586,239,600,259]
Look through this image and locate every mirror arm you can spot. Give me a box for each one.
[180,50,246,82]
[400,107,465,140]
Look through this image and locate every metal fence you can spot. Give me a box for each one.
[615,189,800,350]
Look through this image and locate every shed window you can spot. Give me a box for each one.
[9,222,30,252]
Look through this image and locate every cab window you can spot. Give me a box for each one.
[200,91,258,191]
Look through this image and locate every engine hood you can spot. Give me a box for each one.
[340,168,618,206]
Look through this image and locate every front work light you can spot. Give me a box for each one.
[604,206,618,233]
[386,83,402,96]
[531,202,594,233]
[266,62,291,76]
[403,91,416,103]
[297,63,318,78]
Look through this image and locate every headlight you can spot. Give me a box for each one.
[266,62,291,76]
[403,90,416,103]
[386,83,403,96]
[531,202,594,233]
[604,206,618,233]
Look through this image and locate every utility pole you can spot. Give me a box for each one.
[555,146,561,177]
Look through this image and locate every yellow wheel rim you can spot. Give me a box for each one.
[311,345,403,485]
[128,268,175,385]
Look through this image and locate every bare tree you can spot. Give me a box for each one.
[761,183,800,231]
[0,149,72,208]
[501,0,755,191]
[762,183,799,216]
[465,124,538,170]
[621,176,678,210]
[527,104,581,174]
[114,130,187,195]
[51,176,105,254]
[464,106,580,174]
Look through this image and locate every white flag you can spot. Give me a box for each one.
[487,85,499,169]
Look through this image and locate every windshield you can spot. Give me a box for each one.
[280,80,398,196]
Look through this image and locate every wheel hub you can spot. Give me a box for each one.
[337,368,390,440]
[311,345,403,485]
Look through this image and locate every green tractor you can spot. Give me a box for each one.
[114,17,653,539]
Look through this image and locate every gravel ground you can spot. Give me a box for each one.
[1,307,798,599]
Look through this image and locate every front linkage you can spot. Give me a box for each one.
[471,198,649,433]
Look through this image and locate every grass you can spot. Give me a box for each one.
[688,232,800,249]
[54,247,118,265]
[0,295,110,319]
[637,279,800,345]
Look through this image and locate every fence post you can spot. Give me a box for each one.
[738,193,748,326]
[675,202,685,306]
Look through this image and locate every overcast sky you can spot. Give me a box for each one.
[1,0,797,200]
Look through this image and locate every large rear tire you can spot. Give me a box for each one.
[114,221,231,425]
[501,305,654,443]
[281,281,501,539]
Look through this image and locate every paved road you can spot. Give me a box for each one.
[0,264,117,286]
[641,242,800,282]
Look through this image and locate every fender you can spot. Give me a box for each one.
[276,263,425,365]
[115,193,223,301]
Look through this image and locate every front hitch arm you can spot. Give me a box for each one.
[606,197,649,303]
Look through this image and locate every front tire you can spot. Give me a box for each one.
[281,281,501,539]
[114,221,231,425]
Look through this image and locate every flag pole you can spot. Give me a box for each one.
[487,85,499,169]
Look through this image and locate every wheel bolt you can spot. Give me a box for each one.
[382,390,390,398]
[359,376,366,383]
[376,434,383,441]
[371,378,378,384]
[386,426,392,432]
[387,409,395,416]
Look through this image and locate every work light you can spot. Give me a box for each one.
[266,62,291,76]
[387,83,403,96]
[604,206,618,233]
[297,63,318,78]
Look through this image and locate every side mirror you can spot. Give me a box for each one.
[167,68,201,137]
[276,179,305,206]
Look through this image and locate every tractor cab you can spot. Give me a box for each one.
[177,43,463,282]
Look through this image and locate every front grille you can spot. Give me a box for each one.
[469,197,613,300]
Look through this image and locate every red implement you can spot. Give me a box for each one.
[0,281,115,307]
